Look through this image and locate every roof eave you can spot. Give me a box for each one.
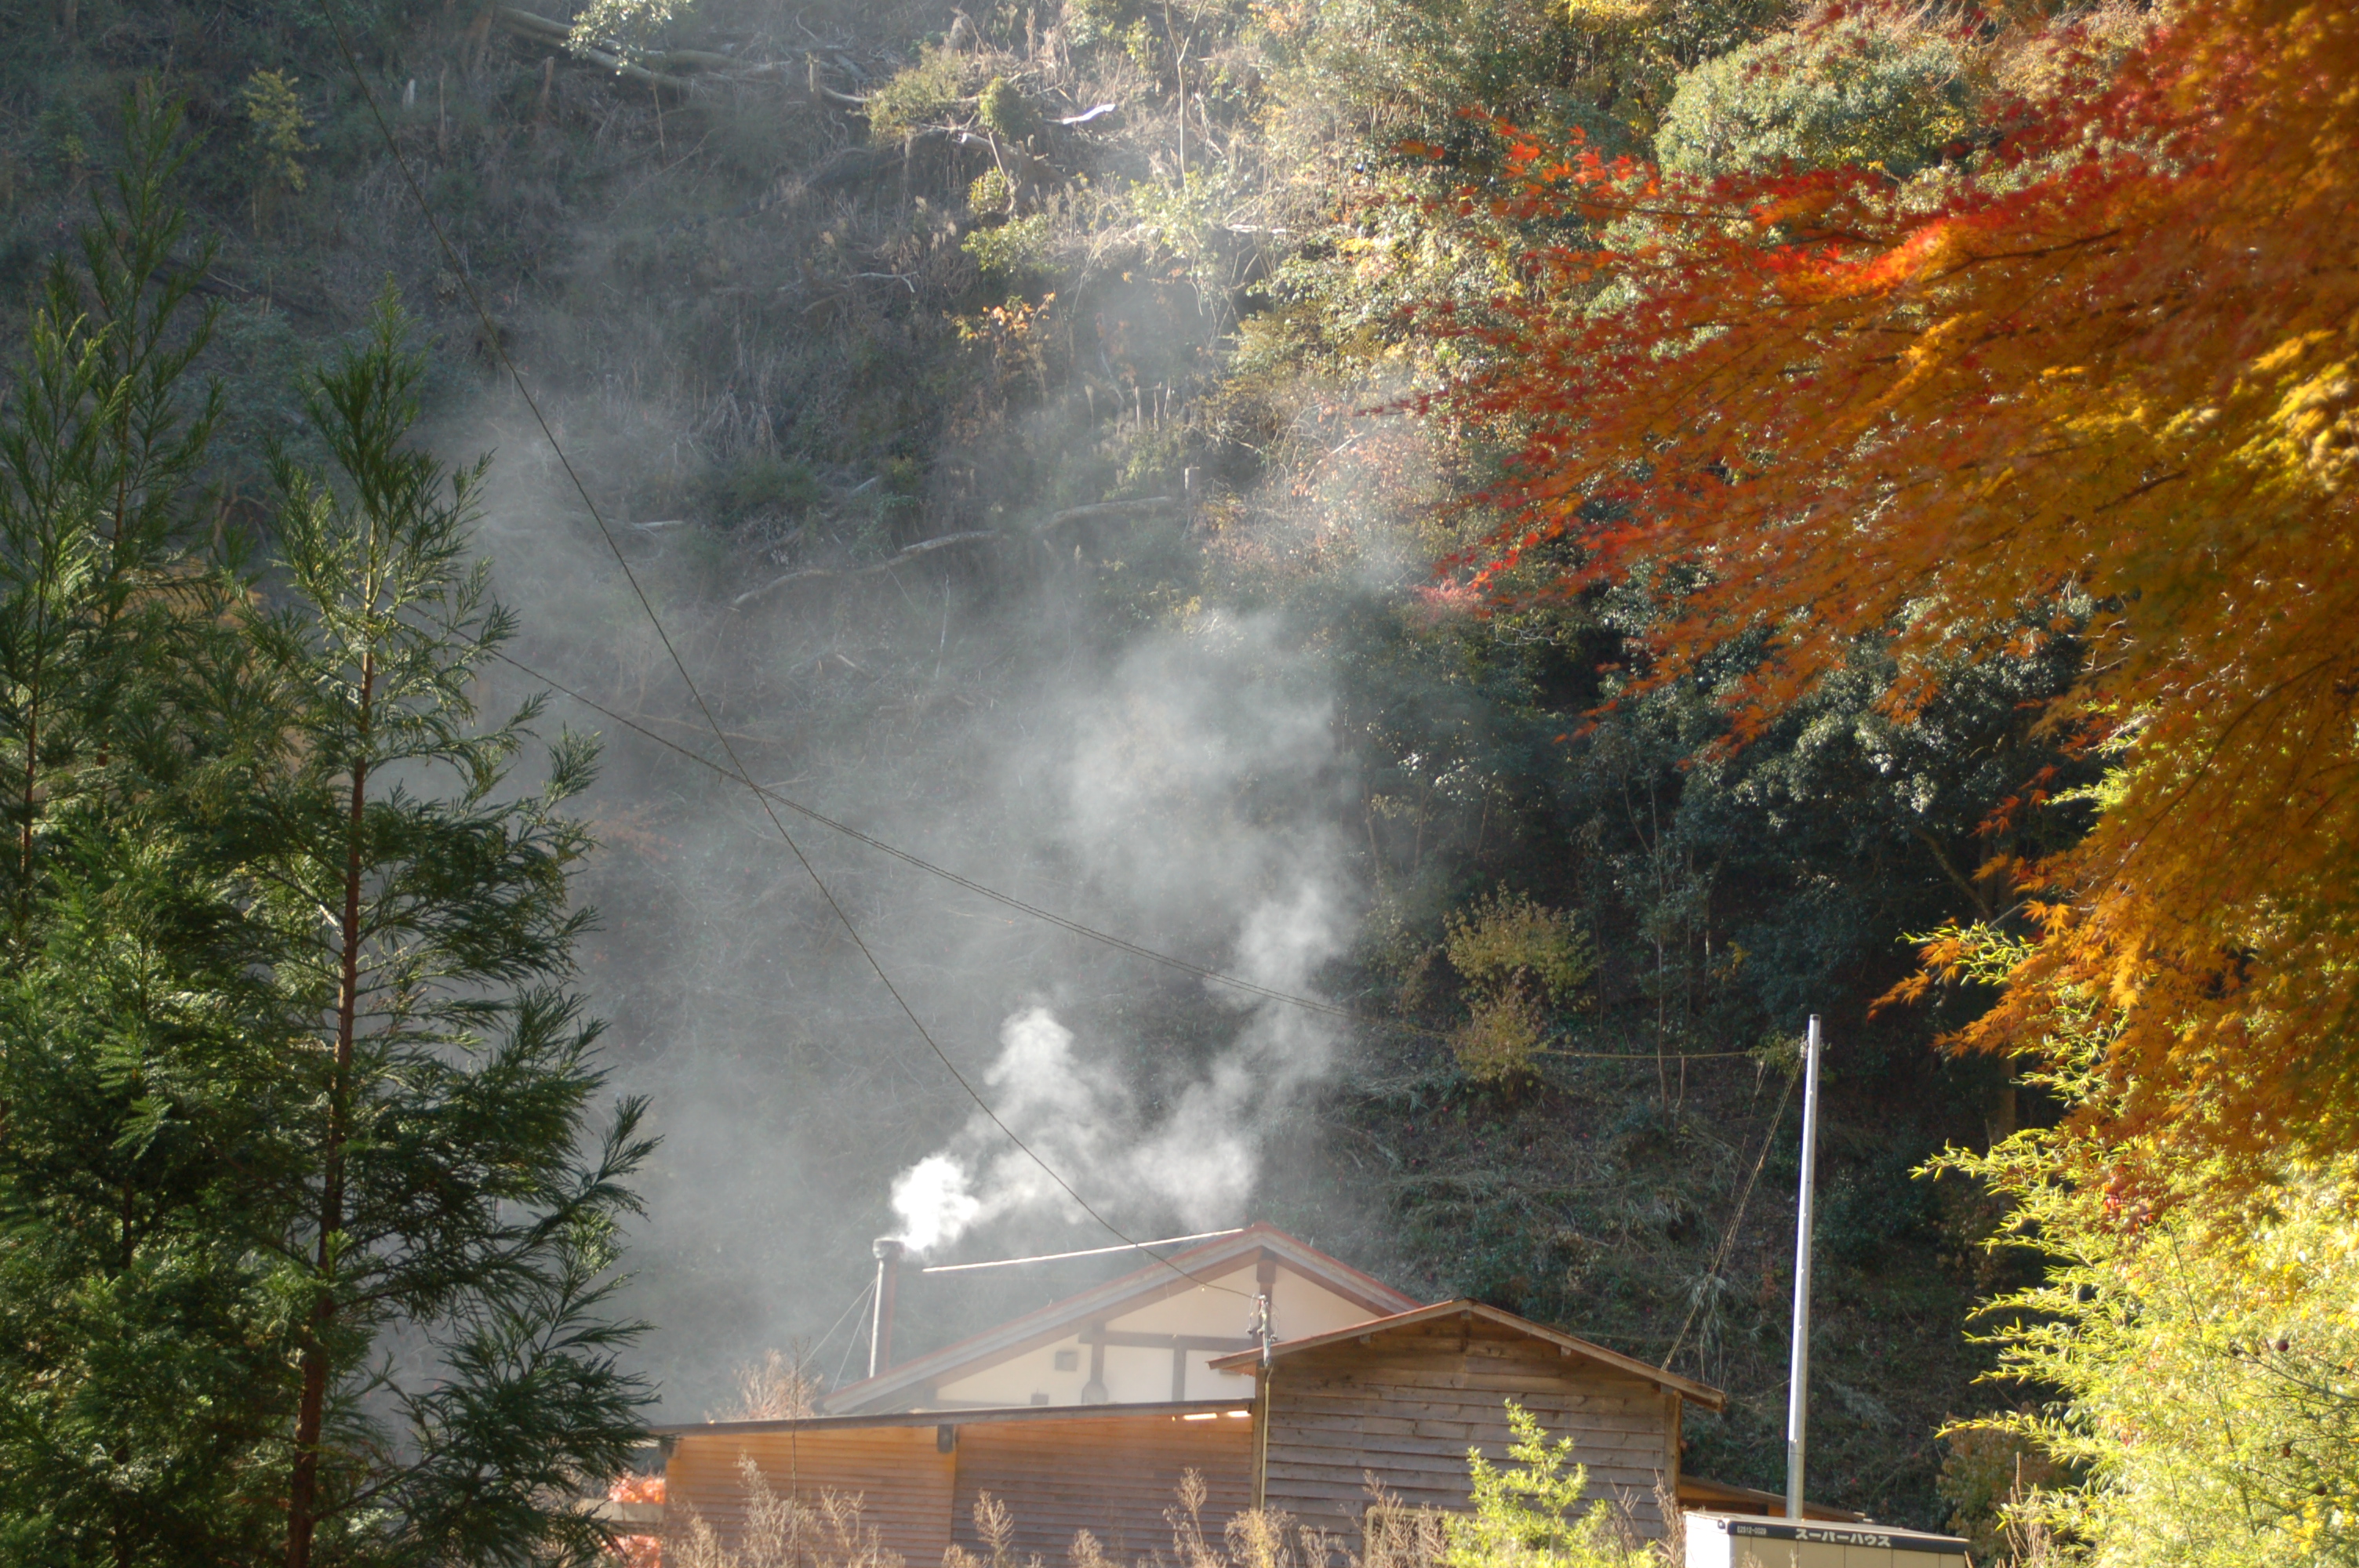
[822,1222,1418,1414]
[659,1397,1252,1438]
[1208,1299,1727,1411]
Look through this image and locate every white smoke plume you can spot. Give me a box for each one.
[475,401,1370,1404]
[888,615,1355,1256]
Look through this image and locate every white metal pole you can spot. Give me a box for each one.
[870,1237,903,1380]
[1786,1014,1823,1521]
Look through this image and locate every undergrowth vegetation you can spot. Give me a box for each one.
[669,1404,1664,1568]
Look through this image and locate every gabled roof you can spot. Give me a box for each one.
[1207,1298,1728,1411]
[823,1222,1419,1414]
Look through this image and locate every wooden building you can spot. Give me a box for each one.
[823,1225,1419,1414]
[1208,1299,1721,1541]
[658,1225,1736,1561]
[662,1402,1256,1563]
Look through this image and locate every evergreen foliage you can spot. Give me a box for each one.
[250,289,656,1568]
[0,93,293,1566]
[1654,8,1972,178]
[0,104,654,1566]
[242,68,313,194]
[1443,1403,1641,1568]
[977,77,1038,142]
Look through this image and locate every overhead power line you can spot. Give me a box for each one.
[919,1229,1245,1274]
[319,13,1757,1308]
[460,628,1755,1066]
[319,3,1250,1303]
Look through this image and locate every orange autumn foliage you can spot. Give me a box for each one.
[610,1472,665,1567]
[1427,0,2359,1156]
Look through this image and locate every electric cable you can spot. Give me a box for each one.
[804,1272,878,1373]
[918,1229,1244,1273]
[320,5,1255,1302]
[1658,1062,1801,1374]
[458,626,1755,1067]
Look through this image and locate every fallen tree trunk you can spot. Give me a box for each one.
[1039,496,1179,529]
[730,531,1001,609]
[809,57,871,106]
[493,7,701,91]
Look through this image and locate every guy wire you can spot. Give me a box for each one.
[321,11,1756,1307]
[320,2,1251,1302]
[1658,1062,1801,1374]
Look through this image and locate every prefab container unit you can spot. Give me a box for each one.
[1684,1512,1973,1568]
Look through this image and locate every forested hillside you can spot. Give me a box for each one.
[2,0,2353,1558]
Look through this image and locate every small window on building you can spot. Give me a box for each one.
[1053,1349,1079,1371]
[1030,1392,1052,1406]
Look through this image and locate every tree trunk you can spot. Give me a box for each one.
[18,686,37,898]
[285,652,373,1568]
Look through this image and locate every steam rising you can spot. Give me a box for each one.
[412,41,1395,1402]
[889,621,1354,1256]
[468,431,1370,1410]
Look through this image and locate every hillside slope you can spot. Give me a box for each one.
[0,0,2079,1527]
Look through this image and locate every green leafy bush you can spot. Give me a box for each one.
[868,46,967,143]
[242,69,311,194]
[970,167,1016,214]
[1444,890,1594,1081]
[963,212,1054,278]
[1930,925,2359,1568]
[977,75,1038,140]
[1062,0,1137,49]
[1656,6,1973,180]
[1443,1402,1651,1568]
[568,0,684,58]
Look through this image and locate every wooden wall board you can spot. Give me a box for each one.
[1259,1327,1675,1542]
[665,1424,957,1563]
[665,1410,1252,1564]
[950,1411,1254,1563]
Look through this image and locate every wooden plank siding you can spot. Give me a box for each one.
[664,1424,956,1563]
[950,1412,1254,1562]
[660,1424,953,1555]
[1258,1316,1678,1542]
[663,1304,1715,1561]
[664,1409,1253,1564]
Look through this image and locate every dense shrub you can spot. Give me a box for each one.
[1655,5,1972,178]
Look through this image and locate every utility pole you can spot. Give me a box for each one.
[1786,1014,1823,1522]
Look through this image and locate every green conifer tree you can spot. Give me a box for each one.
[0,89,298,1567]
[0,99,653,1566]
[0,84,231,924]
[245,289,652,1568]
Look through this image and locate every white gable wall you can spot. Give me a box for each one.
[925,1261,1383,1409]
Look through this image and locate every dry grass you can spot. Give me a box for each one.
[666,1455,910,1568]
[708,1349,823,1421]
[663,1466,1673,1568]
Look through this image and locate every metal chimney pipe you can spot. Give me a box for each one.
[869,1237,905,1380]
[1786,1014,1824,1521]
